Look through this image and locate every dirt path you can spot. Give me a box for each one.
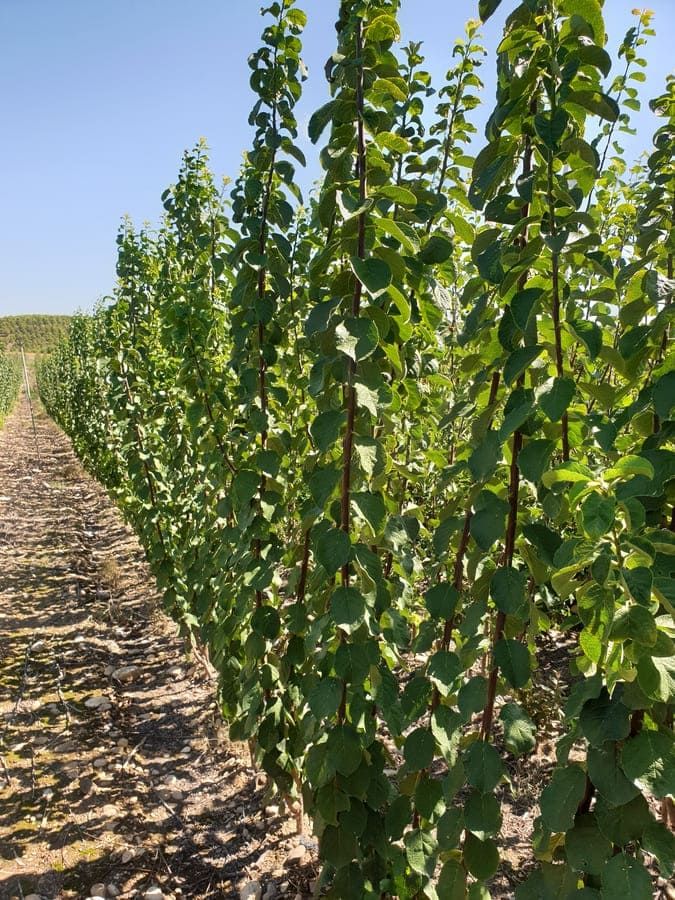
[0,395,316,900]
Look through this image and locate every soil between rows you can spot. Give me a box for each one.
[0,395,316,899]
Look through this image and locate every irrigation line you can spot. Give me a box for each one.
[20,345,41,464]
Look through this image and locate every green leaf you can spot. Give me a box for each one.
[365,13,401,41]
[620,729,675,799]
[504,345,543,385]
[428,650,462,694]
[424,583,459,620]
[500,702,536,756]
[609,604,657,646]
[605,455,655,481]
[351,491,386,534]
[579,688,630,747]
[437,807,464,850]
[479,0,503,22]
[320,823,359,869]
[494,639,531,688]
[468,429,502,481]
[520,440,556,483]
[565,813,612,875]
[404,827,434,875]
[561,0,605,44]
[308,100,336,143]
[419,235,453,265]
[511,288,543,330]
[326,725,362,777]
[600,854,652,899]
[637,653,675,703]
[308,677,344,720]
[437,859,467,899]
[579,492,615,539]
[471,490,509,550]
[335,318,379,361]
[350,256,392,298]
[542,461,593,488]
[404,727,435,770]
[534,108,570,149]
[491,566,527,615]
[251,605,281,639]
[459,676,488,721]
[376,184,417,207]
[595,794,652,846]
[537,377,576,422]
[310,410,344,453]
[570,318,603,359]
[653,371,675,420]
[568,90,619,122]
[464,789,502,839]
[464,832,500,880]
[643,821,675,878]
[330,587,366,633]
[465,741,503,793]
[316,527,350,576]
[587,744,640,807]
[540,764,587,833]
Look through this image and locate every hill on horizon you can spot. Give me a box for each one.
[0,315,72,354]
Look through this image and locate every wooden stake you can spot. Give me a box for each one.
[20,345,41,464]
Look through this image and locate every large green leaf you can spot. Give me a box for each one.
[595,794,652,845]
[350,256,392,298]
[540,764,587,833]
[579,688,631,747]
[565,813,612,876]
[321,823,359,869]
[599,853,652,899]
[464,832,500,880]
[316,527,351,576]
[479,0,503,22]
[468,429,502,481]
[620,729,675,799]
[330,587,366,633]
[500,702,536,756]
[351,490,386,533]
[537,377,576,422]
[404,727,435,770]
[437,859,467,899]
[465,740,503,792]
[464,789,502,839]
[308,677,344,719]
[335,318,379,361]
[424,582,459,620]
[490,566,527,615]
[579,492,616,539]
[494,639,531,688]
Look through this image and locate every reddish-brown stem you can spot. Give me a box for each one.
[340,17,366,588]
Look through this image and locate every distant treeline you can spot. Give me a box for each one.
[0,315,72,353]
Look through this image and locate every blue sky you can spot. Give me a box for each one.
[1,1,671,316]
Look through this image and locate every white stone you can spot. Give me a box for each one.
[113,665,140,683]
[264,804,279,817]
[90,886,106,899]
[143,888,164,900]
[85,695,109,709]
[285,845,307,865]
[239,881,262,900]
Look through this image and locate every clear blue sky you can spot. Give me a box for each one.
[1,1,671,316]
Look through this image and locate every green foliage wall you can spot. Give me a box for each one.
[0,315,72,354]
[38,1,674,897]
[0,351,20,425]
